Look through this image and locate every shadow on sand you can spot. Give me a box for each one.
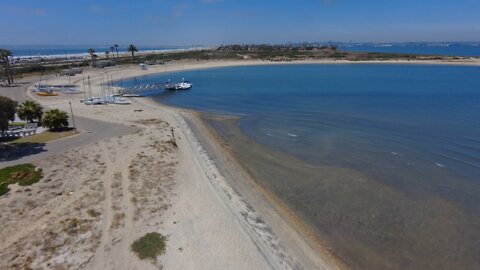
[0,142,47,162]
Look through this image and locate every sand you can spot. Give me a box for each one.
[2,58,478,270]
[0,60,342,270]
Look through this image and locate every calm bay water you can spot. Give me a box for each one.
[337,44,480,57]
[126,64,480,269]
[132,64,480,184]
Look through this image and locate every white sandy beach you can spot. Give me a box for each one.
[0,60,345,270]
[1,58,479,270]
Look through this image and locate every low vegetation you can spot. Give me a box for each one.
[0,163,43,196]
[131,232,167,261]
[7,44,467,78]
[11,129,76,144]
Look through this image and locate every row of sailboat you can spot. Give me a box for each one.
[33,73,192,103]
[81,74,131,105]
[34,74,84,96]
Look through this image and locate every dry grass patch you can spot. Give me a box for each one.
[111,213,126,229]
[86,209,101,218]
[11,129,77,144]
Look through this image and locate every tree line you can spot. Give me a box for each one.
[1,44,140,84]
[87,44,138,66]
[0,96,69,136]
[0,49,15,85]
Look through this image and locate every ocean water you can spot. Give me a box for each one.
[125,64,480,269]
[1,45,191,58]
[337,44,480,57]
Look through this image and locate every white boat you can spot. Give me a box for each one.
[175,79,192,90]
[122,93,141,97]
[35,84,53,92]
[165,78,193,91]
[84,97,106,105]
[113,98,131,105]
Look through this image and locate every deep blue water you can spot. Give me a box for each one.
[126,64,480,197]
[338,44,480,57]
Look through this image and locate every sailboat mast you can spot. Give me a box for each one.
[82,74,86,99]
[88,75,92,98]
[100,74,104,97]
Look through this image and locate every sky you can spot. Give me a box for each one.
[1,0,479,46]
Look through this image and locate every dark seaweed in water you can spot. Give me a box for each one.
[128,64,480,269]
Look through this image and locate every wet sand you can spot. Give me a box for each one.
[193,113,480,270]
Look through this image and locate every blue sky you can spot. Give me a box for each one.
[1,0,479,45]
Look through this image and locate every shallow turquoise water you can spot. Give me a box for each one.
[125,64,480,268]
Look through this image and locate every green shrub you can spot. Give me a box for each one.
[0,163,42,196]
[131,232,167,261]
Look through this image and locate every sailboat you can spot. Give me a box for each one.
[34,75,58,96]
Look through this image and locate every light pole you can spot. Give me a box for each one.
[69,102,77,133]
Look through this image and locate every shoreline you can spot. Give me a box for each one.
[178,110,349,269]
[104,58,480,80]
[9,58,480,269]
[132,96,343,269]
[17,60,344,269]
[12,57,480,83]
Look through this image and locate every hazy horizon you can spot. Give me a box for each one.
[2,0,480,46]
[1,41,480,48]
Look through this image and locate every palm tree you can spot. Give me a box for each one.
[110,46,115,60]
[114,44,119,59]
[127,44,138,64]
[105,51,110,60]
[87,48,95,57]
[42,109,69,131]
[93,54,98,66]
[88,48,97,67]
[88,48,97,66]
[0,96,17,135]
[0,49,14,84]
[17,100,43,123]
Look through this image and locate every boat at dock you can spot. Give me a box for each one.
[165,78,193,91]
[119,78,193,96]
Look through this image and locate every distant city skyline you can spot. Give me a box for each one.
[1,0,480,46]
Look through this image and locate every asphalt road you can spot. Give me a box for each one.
[0,76,139,168]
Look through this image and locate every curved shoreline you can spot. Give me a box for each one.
[136,99,339,269]
[64,58,480,89]
[19,59,480,269]
[178,110,350,269]
[23,60,346,269]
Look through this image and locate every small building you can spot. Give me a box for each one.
[92,60,116,68]
[61,67,83,76]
